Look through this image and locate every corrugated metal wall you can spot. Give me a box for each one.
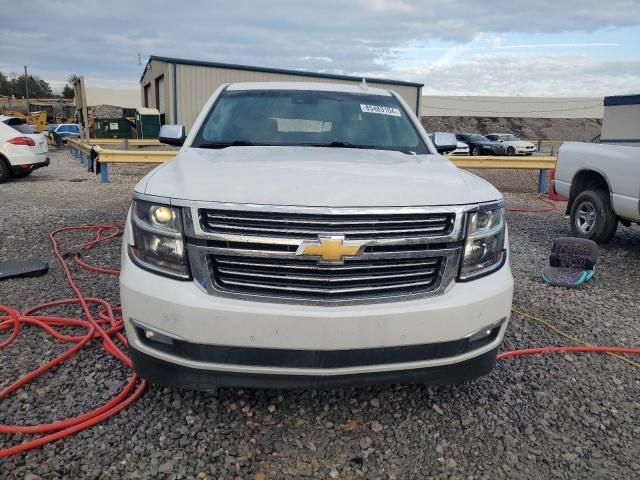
[172,63,419,130]
[140,60,174,121]
[421,96,604,119]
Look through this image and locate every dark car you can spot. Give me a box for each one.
[455,134,505,156]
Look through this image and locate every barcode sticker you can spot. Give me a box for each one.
[360,104,401,116]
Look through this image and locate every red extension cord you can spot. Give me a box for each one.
[1,224,639,458]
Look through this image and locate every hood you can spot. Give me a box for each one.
[138,146,501,207]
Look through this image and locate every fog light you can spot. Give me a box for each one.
[466,318,505,343]
[144,329,174,345]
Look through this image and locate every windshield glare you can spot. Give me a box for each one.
[469,134,489,142]
[193,90,428,154]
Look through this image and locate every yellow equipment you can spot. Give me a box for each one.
[1,110,47,133]
[28,111,47,133]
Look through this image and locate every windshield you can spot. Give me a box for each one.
[468,134,490,142]
[502,134,520,141]
[193,89,428,154]
[10,123,37,134]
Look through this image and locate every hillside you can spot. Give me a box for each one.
[420,116,602,142]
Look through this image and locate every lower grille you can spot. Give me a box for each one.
[208,254,445,299]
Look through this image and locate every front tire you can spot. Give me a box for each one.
[570,190,617,243]
[506,146,515,156]
[471,146,481,156]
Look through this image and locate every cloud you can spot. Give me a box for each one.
[0,0,638,95]
[389,53,640,96]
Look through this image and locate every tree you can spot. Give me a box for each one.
[8,73,54,98]
[62,74,79,99]
[0,71,11,96]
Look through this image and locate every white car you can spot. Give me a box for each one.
[486,133,536,156]
[120,82,513,389]
[0,116,49,183]
[451,140,470,155]
[555,142,640,242]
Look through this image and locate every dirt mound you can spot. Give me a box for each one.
[421,116,602,142]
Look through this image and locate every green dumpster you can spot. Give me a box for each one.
[94,117,133,139]
[135,108,161,139]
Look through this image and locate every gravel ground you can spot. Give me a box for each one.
[1,146,639,479]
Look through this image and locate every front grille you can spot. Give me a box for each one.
[200,209,454,239]
[208,254,445,299]
[184,204,465,304]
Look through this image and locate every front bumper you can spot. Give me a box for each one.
[120,242,513,388]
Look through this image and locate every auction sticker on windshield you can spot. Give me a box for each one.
[360,104,402,116]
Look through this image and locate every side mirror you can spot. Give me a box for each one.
[431,132,458,154]
[159,124,186,146]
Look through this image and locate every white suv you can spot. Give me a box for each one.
[0,117,49,183]
[120,82,514,389]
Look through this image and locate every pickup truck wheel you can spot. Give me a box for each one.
[506,146,515,156]
[471,146,481,156]
[570,190,617,243]
[0,157,11,183]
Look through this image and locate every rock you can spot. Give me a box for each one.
[158,461,174,474]
[432,404,444,415]
[359,437,373,449]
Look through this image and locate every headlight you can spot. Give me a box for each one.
[459,202,506,280]
[128,199,190,279]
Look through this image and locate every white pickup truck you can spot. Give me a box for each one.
[555,142,640,243]
[120,82,513,389]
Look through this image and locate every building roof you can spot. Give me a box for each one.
[141,55,423,88]
[603,94,640,107]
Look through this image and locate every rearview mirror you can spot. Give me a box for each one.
[159,124,186,146]
[431,132,458,154]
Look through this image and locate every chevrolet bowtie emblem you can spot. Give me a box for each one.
[296,236,365,263]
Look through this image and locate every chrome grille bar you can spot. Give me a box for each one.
[200,209,455,239]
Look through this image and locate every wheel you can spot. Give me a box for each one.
[0,156,11,183]
[471,146,481,156]
[506,146,515,156]
[12,170,32,178]
[570,190,617,243]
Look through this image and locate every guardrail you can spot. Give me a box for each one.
[68,139,556,191]
[88,138,163,147]
[96,149,176,183]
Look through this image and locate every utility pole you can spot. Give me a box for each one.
[24,65,30,113]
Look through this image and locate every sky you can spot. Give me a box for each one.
[1,0,639,97]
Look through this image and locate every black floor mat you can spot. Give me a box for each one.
[0,260,49,280]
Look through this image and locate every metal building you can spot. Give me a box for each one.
[139,55,423,130]
[600,94,640,146]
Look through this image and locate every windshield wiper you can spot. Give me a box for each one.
[302,141,415,154]
[197,140,255,149]
[301,141,364,149]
